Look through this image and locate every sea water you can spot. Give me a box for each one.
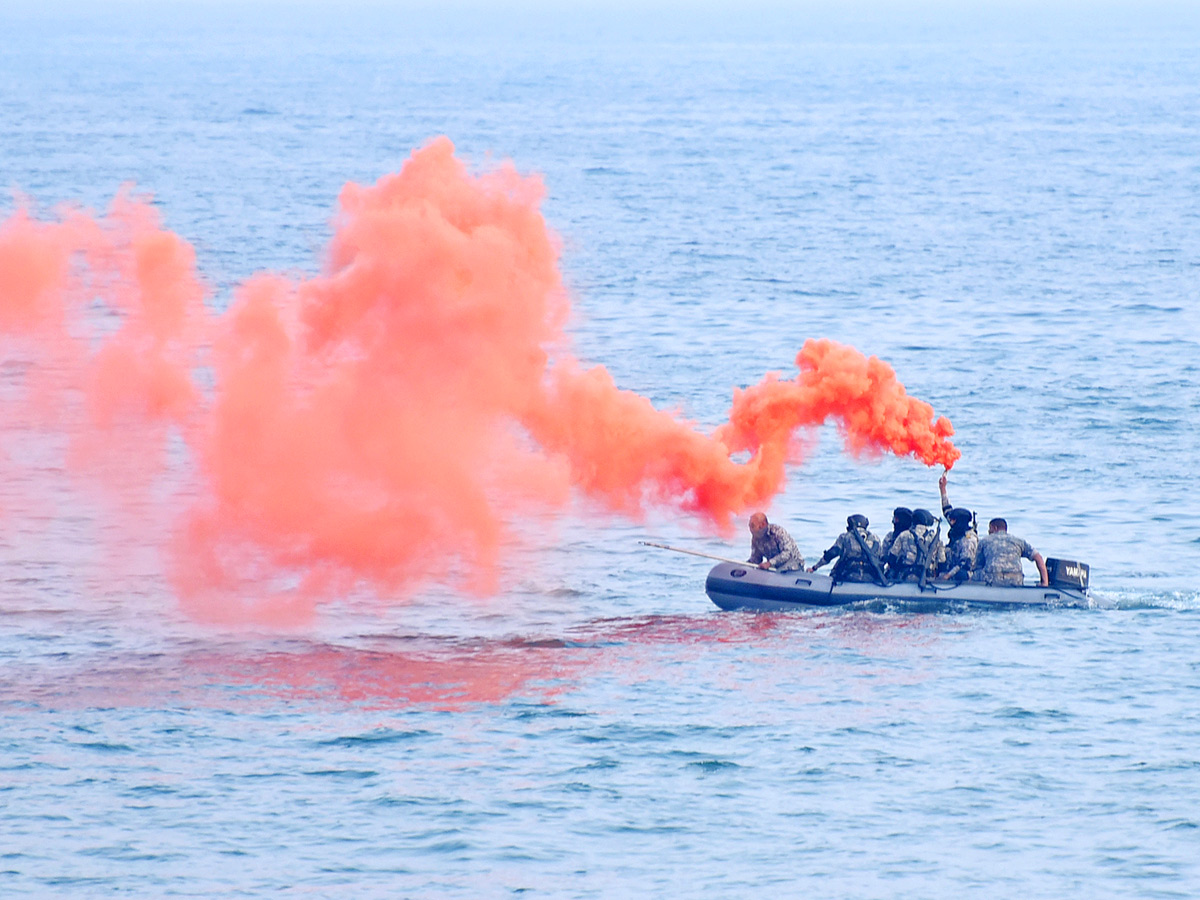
[2,3,1199,897]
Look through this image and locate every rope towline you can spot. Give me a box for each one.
[638,541,763,569]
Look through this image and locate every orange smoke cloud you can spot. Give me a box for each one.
[717,338,961,473]
[0,137,959,622]
[522,339,960,527]
[0,192,204,528]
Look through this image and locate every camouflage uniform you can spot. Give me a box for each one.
[816,528,884,582]
[887,525,946,582]
[943,530,978,581]
[880,530,900,559]
[748,523,805,572]
[939,492,977,580]
[974,532,1037,586]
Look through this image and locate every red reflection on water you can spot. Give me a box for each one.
[0,607,959,718]
[191,641,583,711]
[0,638,590,712]
[577,609,947,651]
[563,610,954,719]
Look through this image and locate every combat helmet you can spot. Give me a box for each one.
[946,507,973,526]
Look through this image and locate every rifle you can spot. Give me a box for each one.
[916,519,943,592]
[848,527,890,587]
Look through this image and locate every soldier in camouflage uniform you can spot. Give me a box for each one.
[879,507,912,561]
[747,512,805,572]
[886,508,946,582]
[941,508,978,581]
[974,518,1049,586]
[809,514,884,583]
[938,474,977,581]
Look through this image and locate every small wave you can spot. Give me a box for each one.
[995,706,1072,720]
[44,877,121,888]
[995,707,1037,719]
[127,784,177,796]
[76,741,133,753]
[512,705,591,720]
[315,729,431,748]
[302,768,378,779]
[687,759,742,771]
[568,757,619,772]
[504,637,572,649]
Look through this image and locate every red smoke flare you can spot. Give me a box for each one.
[0,137,959,622]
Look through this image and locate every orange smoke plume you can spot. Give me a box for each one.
[718,338,961,472]
[0,137,959,621]
[522,340,960,528]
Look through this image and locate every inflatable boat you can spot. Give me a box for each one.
[704,558,1091,611]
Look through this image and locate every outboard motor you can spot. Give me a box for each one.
[1046,558,1090,591]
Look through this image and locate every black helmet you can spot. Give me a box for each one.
[892,507,912,529]
[847,514,869,530]
[912,508,935,527]
[947,507,973,525]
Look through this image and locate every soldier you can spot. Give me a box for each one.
[808,514,885,583]
[942,508,978,582]
[886,508,946,582]
[975,518,1049,586]
[880,507,912,560]
[938,473,977,582]
[746,512,805,573]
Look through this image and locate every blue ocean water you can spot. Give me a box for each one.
[2,3,1199,897]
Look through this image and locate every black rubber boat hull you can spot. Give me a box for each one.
[705,563,1090,611]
